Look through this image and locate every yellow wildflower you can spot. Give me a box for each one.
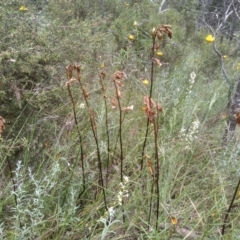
[134,21,138,26]
[171,216,178,225]
[142,79,149,85]
[236,63,240,71]
[156,51,163,56]
[128,35,134,41]
[19,6,28,11]
[223,55,227,59]
[205,34,214,43]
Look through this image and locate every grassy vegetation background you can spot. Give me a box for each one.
[1,0,240,239]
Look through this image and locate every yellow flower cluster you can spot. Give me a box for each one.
[156,51,163,56]
[236,63,240,71]
[128,35,134,41]
[19,6,28,11]
[205,34,214,43]
[142,79,149,85]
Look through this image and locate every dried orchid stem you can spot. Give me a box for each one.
[149,36,156,99]
[66,80,85,202]
[153,118,160,230]
[76,65,107,211]
[140,34,156,171]
[148,181,154,228]
[113,79,124,183]
[112,76,125,222]
[140,25,171,171]
[99,73,111,186]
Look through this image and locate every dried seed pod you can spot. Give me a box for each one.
[65,78,77,87]
[83,89,89,98]
[113,71,127,80]
[66,64,74,79]
[157,32,163,40]
[99,71,106,80]
[163,24,172,28]
[145,154,154,177]
[152,58,162,67]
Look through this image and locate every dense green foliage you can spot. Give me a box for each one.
[1,0,240,239]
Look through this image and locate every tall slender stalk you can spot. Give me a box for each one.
[140,24,172,171]
[99,72,111,186]
[65,65,86,204]
[140,35,155,171]
[112,72,125,222]
[65,83,85,202]
[75,65,107,211]
[153,115,160,230]
[141,24,172,228]
[145,100,161,229]
[148,180,154,228]
[113,79,124,183]
[222,178,240,236]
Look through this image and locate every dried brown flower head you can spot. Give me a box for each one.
[66,64,74,79]
[236,112,240,125]
[113,71,127,80]
[65,78,77,87]
[66,64,81,80]
[112,71,127,100]
[152,24,172,40]
[145,154,154,177]
[143,96,163,124]
[152,58,162,67]
[99,71,106,80]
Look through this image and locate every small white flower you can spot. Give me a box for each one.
[108,206,115,219]
[188,71,196,86]
[190,71,196,80]
[80,103,85,109]
[123,175,129,183]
